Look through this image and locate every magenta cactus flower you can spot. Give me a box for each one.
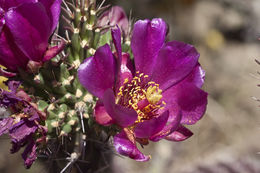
[78,18,207,161]
[97,6,129,35]
[0,0,63,72]
[0,81,47,168]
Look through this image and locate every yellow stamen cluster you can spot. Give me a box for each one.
[146,85,162,104]
[117,71,165,123]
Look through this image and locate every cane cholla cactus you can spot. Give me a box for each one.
[0,0,207,171]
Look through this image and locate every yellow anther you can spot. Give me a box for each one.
[133,104,138,110]
[143,105,152,113]
[148,81,155,85]
[144,75,149,78]
[130,88,135,93]
[124,78,129,84]
[146,85,163,104]
[147,86,156,95]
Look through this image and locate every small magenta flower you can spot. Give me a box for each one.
[78,18,207,161]
[0,81,47,168]
[97,6,129,35]
[0,0,63,72]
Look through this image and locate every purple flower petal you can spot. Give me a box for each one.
[8,80,21,93]
[5,2,51,61]
[38,0,62,33]
[151,41,200,91]
[94,100,113,126]
[42,40,66,62]
[78,44,116,99]
[10,139,23,153]
[183,63,205,88]
[134,111,169,138]
[9,120,38,143]
[0,67,16,77]
[0,117,13,135]
[0,7,4,32]
[0,81,22,107]
[112,26,122,62]
[0,0,36,11]
[0,28,28,71]
[131,18,167,77]
[114,130,150,161]
[149,109,181,142]
[165,125,193,141]
[162,82,208,125]
[0,92,21,107]
[22,139,37,169]
[103,89,137,127]
[115,53,134,93]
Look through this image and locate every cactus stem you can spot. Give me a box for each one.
[74,28,80,34]
[65,93,71,99]
[95,28,101,32]
[62,0,73,16]
[58,112,66,119]
[75,89,83,98]
[72,59,81,68]
[80,40,88,48]
[83,93,94,102]
[68,119,76,125]
[86,23,93,30]
[62,76,74,85]
[78,109,86,133]
[90,9,96,15]
[83,113,89,119]
[88,48,96,55]
[68,110,76,117]
[97,0,106,10]
[48,103,55,111]
[65,30,71,42]
[51,121,59,127]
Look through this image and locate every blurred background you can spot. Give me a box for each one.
[1,0,260,172]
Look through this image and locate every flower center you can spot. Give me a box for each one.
[116,71,165,122]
